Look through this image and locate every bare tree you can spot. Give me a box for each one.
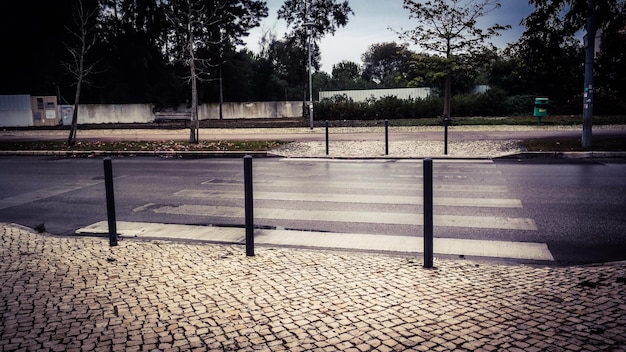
[397,0,510,119]
[166,0,206,143]
[63,0,99,146]
[165,0,267,143]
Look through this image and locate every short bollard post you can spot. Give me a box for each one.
[443,116,451,155]
[103,157,118,247]
[385,119,389,155]
[244,155,254,256]
[325,120,329,156]
[423,158,433,268]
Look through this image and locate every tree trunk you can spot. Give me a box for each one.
[443,40,452,119]
[187,5,199,144]
[68,75,83,146]
[190,70,199,144]
[443,75,451,118]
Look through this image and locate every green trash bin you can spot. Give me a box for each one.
[534,97,548,124]
[534,97,549,117]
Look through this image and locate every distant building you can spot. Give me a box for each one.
[319,87,434,102]
[0,95,60,127]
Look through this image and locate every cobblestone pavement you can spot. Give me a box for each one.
[2,223,625,352]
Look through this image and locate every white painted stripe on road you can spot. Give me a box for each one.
[76,221,553,261]
[0,180,105,210]
[202,179,511,193]
[281,158,496,165]
[148,204,538,231]
[173,189,523,208]
[396,159,495,164]
[256,230,553,261]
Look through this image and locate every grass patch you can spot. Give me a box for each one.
[0,140,291,152]
[331,115,626,127]
[522,134,626,152]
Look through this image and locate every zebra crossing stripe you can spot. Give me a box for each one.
[76,221,552,261]
[202,179,511,193]
[149,204,538,231]
[173,189,522,208]
[0,179,107,211]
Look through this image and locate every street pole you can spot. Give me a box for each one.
[582,0,596,148]
[307,24,314,130]
[423,159,433,268]
[219,65,223,120]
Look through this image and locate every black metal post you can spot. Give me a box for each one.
[103,157,118,247]
[385,119,389,155]
[325,120,329,156]
[244,155,254,256]
[423,158,433,268]
[582,0,596,148]
[444,124,448,155]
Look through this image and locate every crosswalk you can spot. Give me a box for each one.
[80,158,552,261]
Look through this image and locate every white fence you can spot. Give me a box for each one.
[199,101,302,119]
[1,100,304,127]
[319,88,434,102]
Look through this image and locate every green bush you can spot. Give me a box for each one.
[314,88,625,121]
[316,95,443,120]
[505,95,535,115]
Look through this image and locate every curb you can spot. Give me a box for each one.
[498,151,626,159]
[0,150,625,159]
[0,150,271,158]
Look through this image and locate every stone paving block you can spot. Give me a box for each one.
[2,224,626,351]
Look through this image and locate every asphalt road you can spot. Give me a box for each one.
[1,156,624,264]
[2,125,625,143]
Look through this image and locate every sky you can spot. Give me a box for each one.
[242,0,536,73]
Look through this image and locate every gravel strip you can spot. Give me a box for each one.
[271,140,526,158]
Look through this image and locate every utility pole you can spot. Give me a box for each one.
[582,0,596,148]
[305,0,314,129]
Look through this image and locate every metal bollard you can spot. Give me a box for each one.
[423,158,433,268]
[325,120,329,156]
[103,157,118,247]
[244,155,254,256]
[385,119,389,155]
[443,116,451,155]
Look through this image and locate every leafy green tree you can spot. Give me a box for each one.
[313,71,332,99]
[596,16,626,104]
[361,42,414,87]
[277,0,354,97]
[397,0,510,118]
[278,0,353,42]
[407,51,489,97]
[330,60,371,89]
[486,47,526,95]
[92,0,176,106]
[521,0,626,112]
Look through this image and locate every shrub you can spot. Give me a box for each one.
[505,95,535,115]
[316,96,444,120]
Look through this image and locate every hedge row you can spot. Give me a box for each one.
[313,89,625,120]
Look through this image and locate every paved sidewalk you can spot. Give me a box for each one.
[2,223,626,352]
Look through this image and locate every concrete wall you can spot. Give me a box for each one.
[0,95,33,127]
[78,104,154,124]
[1,100,302,126]
[199,101,302,119]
